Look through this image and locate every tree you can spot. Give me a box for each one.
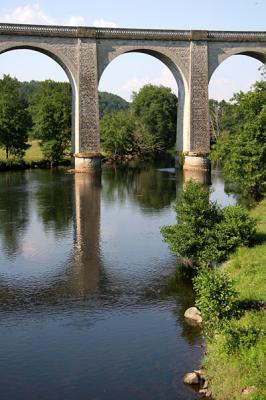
[211,80,266,200]
[100,110,135,157]
[131,85,178,151]
[0,75,31,158]
[29,80,71,163]
[209,99,236,144]
[161,180,256,269]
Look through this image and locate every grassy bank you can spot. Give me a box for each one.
[203,198,266,400]
[0,140,43,162]
[0,140,70,170]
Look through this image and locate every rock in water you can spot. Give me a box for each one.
[184,307,202,323]
[183,372,200,385]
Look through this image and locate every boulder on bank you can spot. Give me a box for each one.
[184,307,202,323]
[183,372,200,385]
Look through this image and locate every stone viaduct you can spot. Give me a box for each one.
[0,23,266,171]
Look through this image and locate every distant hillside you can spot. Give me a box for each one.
[99,91,129,118]
[19,80,129,118]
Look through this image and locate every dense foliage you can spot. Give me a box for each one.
[100,85,178,158]
[161,180,256,269]
[0,75,31,158]
[131,85,178,150]
[100,110,135,157]
[211,80,266,200]
[193,268,240,337]
[29,80,72,164]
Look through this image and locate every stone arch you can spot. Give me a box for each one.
[98,46,190,152]
[0,43,78,153]
[208,45,266,82]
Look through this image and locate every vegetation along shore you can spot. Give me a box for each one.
[161,66,265,399]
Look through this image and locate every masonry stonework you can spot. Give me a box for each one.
[0,24,266,171]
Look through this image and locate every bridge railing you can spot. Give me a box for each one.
[0,23,266,42]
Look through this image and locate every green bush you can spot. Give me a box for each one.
[161,180,256,268]
[41,140,65,166]
[223,325,264,354]
[214,205,257,259]
[193,268,240,337]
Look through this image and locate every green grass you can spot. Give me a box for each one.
[0,140,43,162]
[24,140,43,162]
[203,198,266,400]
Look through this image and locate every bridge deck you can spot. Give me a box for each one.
[0,22,266,41]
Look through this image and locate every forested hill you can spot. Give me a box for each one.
[98,91,129,117]
[19,80,129,118]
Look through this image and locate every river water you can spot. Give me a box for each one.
[0,165,235,400]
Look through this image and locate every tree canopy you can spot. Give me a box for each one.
[100,84,178,158]
[131,85,178,150]
[211,79,266,200]
[29,80,72,164]
[0,75,31,158]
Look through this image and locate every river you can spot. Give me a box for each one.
[0,165,235,400]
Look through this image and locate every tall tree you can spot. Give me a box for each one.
[131,85,178,151]
[211,80,266,200]
[100,110,135,157]
[0,75,31,158]
[29,80,71,163]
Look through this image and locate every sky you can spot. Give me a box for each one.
[0,0,265,101]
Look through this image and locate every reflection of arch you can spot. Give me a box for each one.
[209,46,266,81]
[0,44,78,153]
[98,47,189,152]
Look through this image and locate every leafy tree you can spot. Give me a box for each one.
[29,80,71,163]
[211,80,266,200]
[0,75,31,158]
[209,99,236,144]
[100,110,135,157]
[161,180,256,269]
[131,85,178,151]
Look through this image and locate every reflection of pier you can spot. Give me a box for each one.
[0,173,103,307]
[72,173,102,295]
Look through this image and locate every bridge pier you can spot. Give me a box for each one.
[73,38,101,172]
[183,154,210,171]
[181,37,210,172]
[73,152,102,173]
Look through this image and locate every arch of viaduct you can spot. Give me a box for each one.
[0,23,266,171]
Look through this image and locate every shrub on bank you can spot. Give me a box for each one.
[193,268,240,337]
[161,180,256,269]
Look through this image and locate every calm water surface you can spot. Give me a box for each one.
[0,165,236,400]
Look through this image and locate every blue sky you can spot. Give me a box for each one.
[0,0,265,100]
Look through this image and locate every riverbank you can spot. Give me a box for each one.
[0,140,70,171]
[203,198,266,400]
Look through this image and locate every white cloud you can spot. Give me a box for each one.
[92,18,117,28]
[0,3,56,25]
[65,16,86,26]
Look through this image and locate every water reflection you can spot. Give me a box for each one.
[0,172,29,258]
[0,165,235,400]
[102,165,177,212]
[71,173,102,296]
[34,170,73,234]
